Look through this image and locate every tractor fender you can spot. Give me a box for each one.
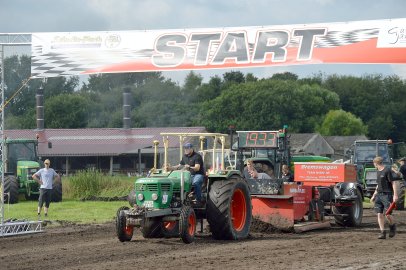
[333,182,364,201]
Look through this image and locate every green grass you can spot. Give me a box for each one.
[3,199,130,224]
[2,171,136,226]
[3,197,376,226]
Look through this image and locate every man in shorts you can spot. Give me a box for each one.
[370,156,400,239]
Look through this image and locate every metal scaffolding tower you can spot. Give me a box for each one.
[0,33,43,237]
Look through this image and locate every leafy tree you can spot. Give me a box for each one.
[199,79,339,133]
[44,94,89,128]
[323,74,406,141]
[181,71,203,102]
[196,75,222,102]
[317,110,368,136]
[245,73,258,82]
[271,72,298,81]
[223,71,245,84]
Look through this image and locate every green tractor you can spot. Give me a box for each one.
[1,138,62,204]
[116,133,252,244]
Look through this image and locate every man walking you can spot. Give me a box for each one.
[370,156,400,239]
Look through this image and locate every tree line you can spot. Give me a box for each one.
[3,55,406,142]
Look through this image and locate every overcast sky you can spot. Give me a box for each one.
[1,0,406,84]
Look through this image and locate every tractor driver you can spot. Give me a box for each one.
[167,143,205,206]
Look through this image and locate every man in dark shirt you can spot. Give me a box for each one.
[168,143,205,205]
[370,156,400,239]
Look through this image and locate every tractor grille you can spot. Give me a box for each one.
[161,183,171,192]
[135,183,158,192]
[173,186,180,193]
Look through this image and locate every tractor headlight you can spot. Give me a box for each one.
[151,193,158,201]
[137,193,144,201]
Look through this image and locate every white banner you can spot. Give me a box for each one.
[31,18,406,78]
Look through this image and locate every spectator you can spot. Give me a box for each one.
[32,159,60,218]
[281,164,294,183]
[244,159,272,180]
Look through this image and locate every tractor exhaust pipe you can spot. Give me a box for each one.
[123,87,131,129]
[36,86,44,130]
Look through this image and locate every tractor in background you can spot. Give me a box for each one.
[236,127,364,231]
[2,138,62,204]
[116,133,251,244]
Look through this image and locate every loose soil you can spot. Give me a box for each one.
[1,208,406,270]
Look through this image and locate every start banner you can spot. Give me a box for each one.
[31,18,406,78]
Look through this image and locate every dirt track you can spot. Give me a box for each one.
[1,208,406,270]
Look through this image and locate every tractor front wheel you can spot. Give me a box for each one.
[207,177,252,240]
[179,206,196,244]
[116,206,133,242]
[4,175,19,204]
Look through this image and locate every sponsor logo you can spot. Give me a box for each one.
[378,25,406,48]
[105,34,121,48]
[300,164,338,170]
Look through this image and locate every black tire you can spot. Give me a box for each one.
[116,206,133,242]
[308,199,325,222]
[207,177,252,240]
[128,189,136,207]
[162,220,180,238]
[141,217,163,238]
[179,206,196,244]
[395,181,405,210]
[333,189,363,227]
[51,177,63,202]
[4,175,19,204]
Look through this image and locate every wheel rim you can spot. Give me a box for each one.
[163,221,177,231]
[230,188,247,232]
[188,211,196,236]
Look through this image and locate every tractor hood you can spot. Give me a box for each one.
[17,160,40,169]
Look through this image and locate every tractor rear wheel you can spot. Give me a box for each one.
[4,175,19,204]
[51,177,63,202]
[333,189,363,227]
[141,217,163,238]
[179,206,196,244]
[116,206,133,242]
[162,220,179,238]
[207,177,252,240]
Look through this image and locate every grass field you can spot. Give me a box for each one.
[2,196,374,226]
[3,199,130,224]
